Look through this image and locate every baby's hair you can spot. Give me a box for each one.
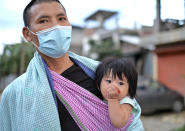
[95,57,138,98]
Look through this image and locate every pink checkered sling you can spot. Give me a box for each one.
[50,70,133,131]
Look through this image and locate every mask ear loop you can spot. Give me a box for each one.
[31,41,39,48]
[26,27,39,48]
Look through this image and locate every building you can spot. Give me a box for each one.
[140,26,185,96]
[69,25,85,55]
[83,10,144,62]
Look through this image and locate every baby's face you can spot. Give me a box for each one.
[100,73,129,101]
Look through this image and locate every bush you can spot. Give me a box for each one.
[173,125,185,131]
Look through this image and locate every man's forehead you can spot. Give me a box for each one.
[29,2,66,17]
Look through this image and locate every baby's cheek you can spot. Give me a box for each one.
[118,92,128,100]
[100,87,107,100]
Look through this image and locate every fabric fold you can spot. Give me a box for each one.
[50,70,133,131]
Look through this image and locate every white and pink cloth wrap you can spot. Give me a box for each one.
[51,70,133,131]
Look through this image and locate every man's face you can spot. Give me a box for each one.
[27,2,70,47]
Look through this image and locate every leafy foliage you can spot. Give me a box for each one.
[0,42,35,76]
[173,125,185,131]
[88,39,123,61]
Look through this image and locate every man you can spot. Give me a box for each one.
[0,0,139,130]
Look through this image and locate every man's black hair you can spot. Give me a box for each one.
[95,57,138,98]
[23,0,66,27]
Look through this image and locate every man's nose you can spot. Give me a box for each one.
[51,18,60,27]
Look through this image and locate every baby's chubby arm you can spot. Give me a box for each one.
[106,86,132,128]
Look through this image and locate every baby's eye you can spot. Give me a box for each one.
[106,80,111,83]
[119,82,124,85]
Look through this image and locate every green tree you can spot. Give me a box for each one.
[88,39,123,61]
[0,42,35,77]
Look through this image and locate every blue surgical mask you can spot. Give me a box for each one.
[28,25,72,58]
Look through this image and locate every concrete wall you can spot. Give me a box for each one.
[70,27,84,55]
[142,52,154,78]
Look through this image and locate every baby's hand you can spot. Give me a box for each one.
[106,86,120,99]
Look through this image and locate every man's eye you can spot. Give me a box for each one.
[119,82,124,85]
[58,17,66,21]
[106,80,111,83]
[39,19,48,24]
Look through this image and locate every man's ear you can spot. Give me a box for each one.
[22,27,32,42]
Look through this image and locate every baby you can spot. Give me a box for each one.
[95,57,143,129]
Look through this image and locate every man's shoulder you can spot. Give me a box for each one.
[8,73,26,88]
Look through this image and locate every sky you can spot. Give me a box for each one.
[0,0,184,54]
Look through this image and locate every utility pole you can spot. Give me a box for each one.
[184,0,185,21]
[155,0,161,32]
[20,38,25,75]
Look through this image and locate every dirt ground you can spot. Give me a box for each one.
[141,110,185,131]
